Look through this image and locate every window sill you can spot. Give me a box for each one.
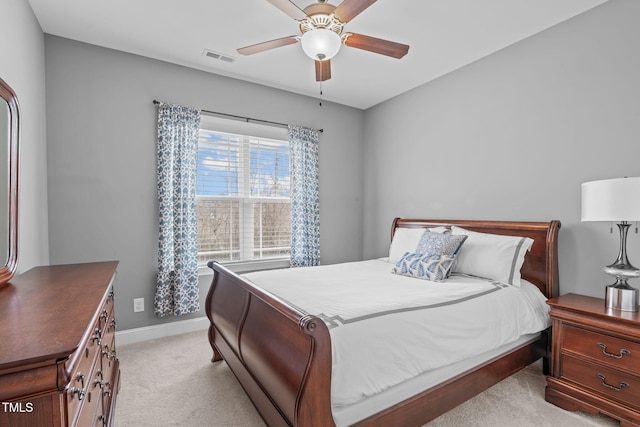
[198,258,290,277]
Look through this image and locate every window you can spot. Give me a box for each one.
[196,116,290,268]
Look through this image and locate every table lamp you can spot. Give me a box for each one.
[582,177,640,312]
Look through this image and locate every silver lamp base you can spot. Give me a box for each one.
[602,222,640,312]
[606,283,639,312]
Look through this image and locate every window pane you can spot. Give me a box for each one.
[196,198,239,263]
[197,132,239,196]
[250,139,290,198]
[253,202,291,259]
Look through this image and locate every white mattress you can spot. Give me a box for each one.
[243,259,550,426]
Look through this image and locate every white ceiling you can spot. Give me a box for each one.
[27,0,607,109]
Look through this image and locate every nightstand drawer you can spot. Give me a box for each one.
[564,325,640,375]
[562,354,640,410]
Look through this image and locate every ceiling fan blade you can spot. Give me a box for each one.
[266,0,308,20]
[343,33,409,59]
[237,36,299,55]
[315,59,331,82]
[334,0,377,23]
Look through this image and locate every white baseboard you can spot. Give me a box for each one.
[116,316,209,346]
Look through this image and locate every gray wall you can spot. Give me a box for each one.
[363,0,640,299]
[1,0,50,272]
[44,36,365,330]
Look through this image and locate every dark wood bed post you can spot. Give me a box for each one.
[204,266,223,363]
[294,315,334,425]
[543,219,561,374]
[206,219,561,427]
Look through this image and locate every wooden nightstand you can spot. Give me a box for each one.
[546,293,640,427]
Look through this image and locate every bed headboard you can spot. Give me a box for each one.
[391,218,561,299]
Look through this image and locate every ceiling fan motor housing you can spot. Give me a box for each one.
[300,3,344,35]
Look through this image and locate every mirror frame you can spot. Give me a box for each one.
[0,78,19,287]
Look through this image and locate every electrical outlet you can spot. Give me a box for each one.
[133,298,144,313]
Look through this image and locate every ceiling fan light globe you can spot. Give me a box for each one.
[301,28,341,61]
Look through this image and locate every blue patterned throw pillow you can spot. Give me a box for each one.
[416,231,467,256]
[392,252,456,282]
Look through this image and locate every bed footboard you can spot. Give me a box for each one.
[205,261,335,427]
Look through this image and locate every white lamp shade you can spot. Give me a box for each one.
[300,29,341,61]
[581,177,640,221]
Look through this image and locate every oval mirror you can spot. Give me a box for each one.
[0,78,19,288]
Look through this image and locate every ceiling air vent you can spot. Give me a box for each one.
[203,49,236,63]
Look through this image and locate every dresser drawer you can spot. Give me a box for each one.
[563,325,640,375]
[65,290,116,426]
[72,366,104,427]
[65,319,103,425]
[103,287,115,316]
[562,353,640,410]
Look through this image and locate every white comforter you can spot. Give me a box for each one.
[243,259,550,408]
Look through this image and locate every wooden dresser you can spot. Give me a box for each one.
[546,293,640,427]
[0,261,120,427]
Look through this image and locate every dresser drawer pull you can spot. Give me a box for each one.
[103,381,112,398]
[70,387,86,400]
[597,342,631,359]
[76,373,86,389]
[91,327,102,345]
[597,374,630,392]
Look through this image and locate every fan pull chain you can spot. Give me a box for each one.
[610,222,613,234]
[319,82,323,107]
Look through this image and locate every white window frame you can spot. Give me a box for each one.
[196,115,290,276]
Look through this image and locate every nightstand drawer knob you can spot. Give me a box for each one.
[597,342,631,359]
[597,374,630,392]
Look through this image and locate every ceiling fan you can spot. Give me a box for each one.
[237,0,410,82]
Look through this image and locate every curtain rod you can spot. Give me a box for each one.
[153,100,323,133]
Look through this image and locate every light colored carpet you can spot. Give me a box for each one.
[114,330,621,427]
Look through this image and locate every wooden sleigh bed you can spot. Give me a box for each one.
[205,218,561,427]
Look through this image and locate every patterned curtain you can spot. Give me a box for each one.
[155,103,201,316]
[288,125,320,267]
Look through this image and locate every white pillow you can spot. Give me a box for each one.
[427,226,449,234]
[450,226,533,287]
[389,228,425,264]
[388,227,448,263]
